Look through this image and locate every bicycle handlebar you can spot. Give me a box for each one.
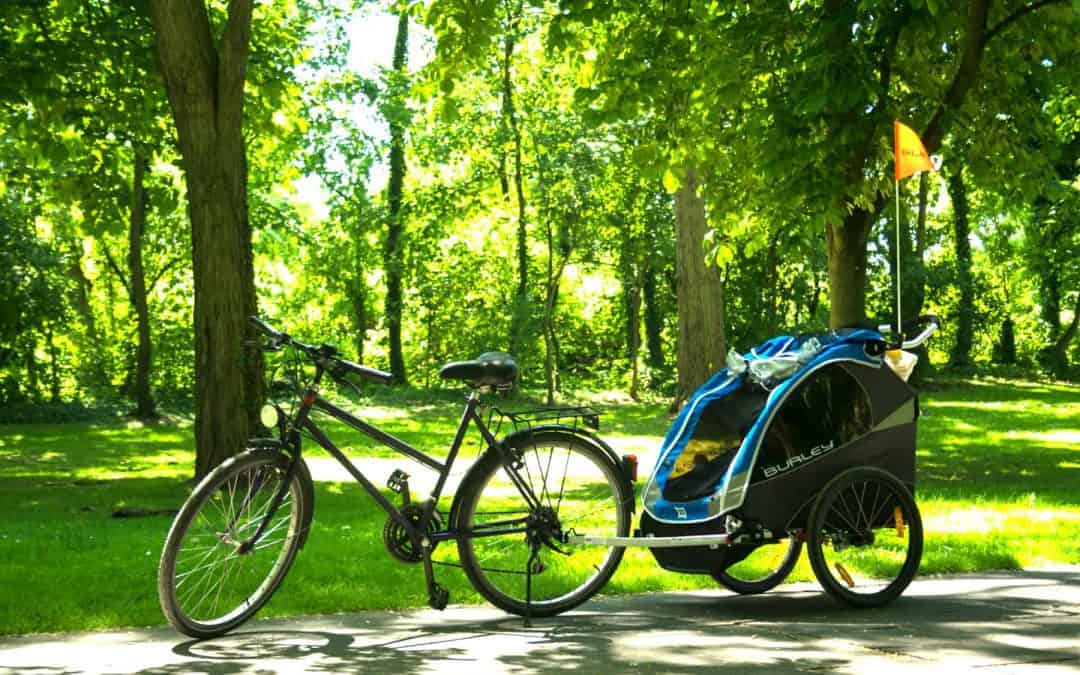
[249,316,392,385]
[901,315,940,350]
[876,315,941,350]
[331,358,394,385]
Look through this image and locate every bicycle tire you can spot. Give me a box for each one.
[807,466,922,608]
[158,448,312,638]
[454,431,632,617]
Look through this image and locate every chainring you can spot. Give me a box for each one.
[382,503,442,563]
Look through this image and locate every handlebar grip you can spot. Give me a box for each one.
[334,359,393,385]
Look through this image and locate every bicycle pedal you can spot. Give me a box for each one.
[428,583,449,611]
[387,469,411,502]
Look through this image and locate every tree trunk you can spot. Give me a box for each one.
[542,217,570,405]
[1030,198,1061,336]
[826,209,873,328]
[947,162,974,367]
[149,0,263,478]
[384,8,408,384]
[764,232,780,334]
[67,245,109,387]
[128,148,156,419]
[24,342,39,402]
[618,218,643,399]
[994,317,1017,365]
[1049,292,1080,373]
[675,167,726,399]
[628,267,643,401]
[642,256,664,370]
[911,172,930,317]
[46,324,60,403]
[501,6,529,357]
[350,276,367,365]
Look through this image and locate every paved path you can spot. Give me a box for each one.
[2,569,1078,674]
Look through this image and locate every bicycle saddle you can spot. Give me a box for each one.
[439,352,519,388]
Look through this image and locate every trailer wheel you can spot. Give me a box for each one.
[807,467,922,608]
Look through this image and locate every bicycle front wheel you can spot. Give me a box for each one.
[158,448,311,638]
[455,431,632,617]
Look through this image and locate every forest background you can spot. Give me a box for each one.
[1,0,1078,468]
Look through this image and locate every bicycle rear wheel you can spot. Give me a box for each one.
[454,431,632,617]
[158,448,311,638]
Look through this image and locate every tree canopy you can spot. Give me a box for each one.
[2,0,1078,465]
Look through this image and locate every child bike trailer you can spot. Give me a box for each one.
[637,318,938,607]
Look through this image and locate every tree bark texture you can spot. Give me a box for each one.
[675,167,726,399]
[149,0,263,478]
[826,209,873,329]
[384,8,408,384]
[947,163,974,367]
[128,148,156,419]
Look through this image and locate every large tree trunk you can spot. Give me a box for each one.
[384,8,408,384]
[947,162,974,367]
[826,209,873,328]
[675,167,726,399]
[128,148,156,419]
[149,0,263,478]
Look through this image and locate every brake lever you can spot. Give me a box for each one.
[327,363,363,396]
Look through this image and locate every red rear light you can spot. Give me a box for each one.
[622,454,638,482]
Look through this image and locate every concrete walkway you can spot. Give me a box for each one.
[2,569,1078,674]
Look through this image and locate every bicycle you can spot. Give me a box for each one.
[158,316,635,638]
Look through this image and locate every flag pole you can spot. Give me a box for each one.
[894,178,902,338]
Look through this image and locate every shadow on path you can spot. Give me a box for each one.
[2,569,1077,674]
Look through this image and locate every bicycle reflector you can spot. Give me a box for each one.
[622,454,638,483]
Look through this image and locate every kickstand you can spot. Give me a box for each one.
[524,535,540,628]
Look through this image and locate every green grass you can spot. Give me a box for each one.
[0,377,1077,636]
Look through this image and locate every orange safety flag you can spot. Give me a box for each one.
[894,121,934,181]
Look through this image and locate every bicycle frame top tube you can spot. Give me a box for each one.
[286,376,542,536]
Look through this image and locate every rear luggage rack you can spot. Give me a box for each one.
[489,405,601,434]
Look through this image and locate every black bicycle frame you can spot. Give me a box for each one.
[256,365,545,552]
